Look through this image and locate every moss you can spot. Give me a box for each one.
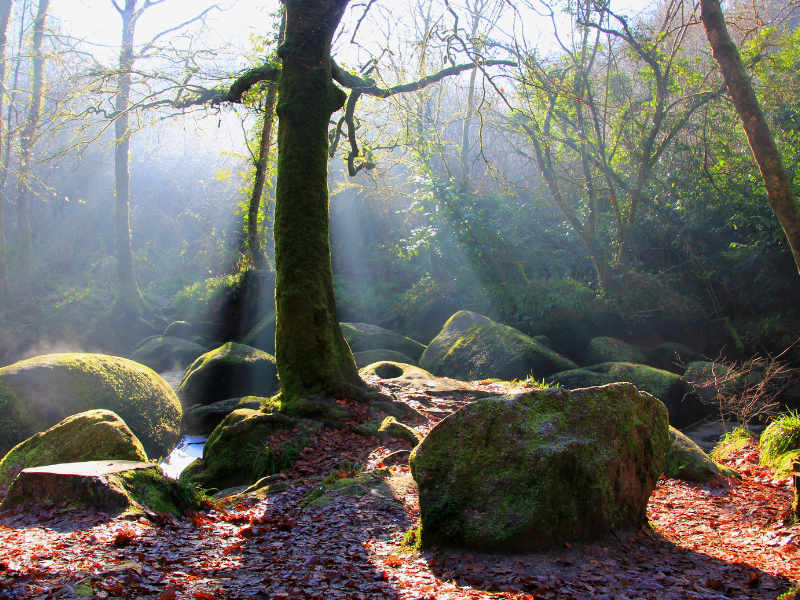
[0,353,181,458]
[183,396,264,436]
[711,437,752,461]
[178,342,278,407]
[0,410,147,487]
[359,361,435,383]
[187,409,317,490]
[340,323,427,362]
[549,362,707,428]
[420,311,577,382]
[663,427,738,482]
[778,586,800,600]
[378,416,422,445]
[760,412,800,475]
[409,383,669,551]
[241,311,277,354]
[129,336,207,373]
[354,349,416,368]
[584,337,654,367]
[116,467,182,515]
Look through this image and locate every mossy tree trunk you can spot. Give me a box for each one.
[0,0,12,301]
[700,0,800,277]
[273,0,364,405]
[14,0,48,279]
[111,0,147,317]
[246,11,284,271]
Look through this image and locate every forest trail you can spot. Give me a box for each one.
[0,381,798,600]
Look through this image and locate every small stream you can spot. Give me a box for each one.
[158,370,206,479]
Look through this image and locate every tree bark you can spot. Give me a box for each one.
[111,0,146,317]
[14,0,48,278]
[246,11,284,271]
[700,0,800,276]
[0,0,13,300]
[273,0,364,406]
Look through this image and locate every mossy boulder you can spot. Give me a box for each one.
[182,409,319,490]
[240,312,276,354]
[354,349,416,368]
[340,323,426,362]
[420,311,578,382]
[163,321,194,340]
[177,343,278,407]
[760,416,800,477]
[584,337,655,367]
[664,427,738,482]
[0,410,147,487]
[656,342,705,374]
[409,383,669,551]
[377,416,422,445]
[0,353,181,459]
[683,361,733,402]
[129,336,208,373]
[547,362,709,428]
[1,461,181,515]
[183,397,264,436]
[360,361,436,384]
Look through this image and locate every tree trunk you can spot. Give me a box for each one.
[700,0,800,276]
[14,0,48,278]
[273,0,365,406]
[111,0,146,317]
[246,11,284,271]
[0,0,13,300]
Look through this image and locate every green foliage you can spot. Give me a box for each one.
[401,524,422,553]
[172,272,244,323]
[176,472,218,510]
[249,442,301,480]
[760,410,800,465]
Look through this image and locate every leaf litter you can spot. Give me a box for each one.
[0,379,798,599]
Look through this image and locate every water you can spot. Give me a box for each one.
[159,435,206,479]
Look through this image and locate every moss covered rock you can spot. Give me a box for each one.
[656,342,705,374]
[760,415,800,477]
[183,409,319,490]
[241,312,276,354]
[584,337,655,367]
[409,383,669,551]
[340,323,426,362]
[0,353,181,459]
[547,362,709,428]
[354,349,416,368]
[683,361,732,402]
[1,460,181,515]
[163,321,194,340]
[0,410,147,487]
[420,311,578,382]
[360,361,435,384]
[183,397,264,436]
[377,416,422,445]
[664,427,738,482]
[129,336,208,373]
[177,343,278,407]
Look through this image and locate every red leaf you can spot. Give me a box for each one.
[158,588,177,600]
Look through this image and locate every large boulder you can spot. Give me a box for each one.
[129,336,208,373]
[409,383,669,551]
[584,337,655,367]
[240,312,276,354]
[163,321,194,340]
[420,311,578,381]
[656,342,705,374]
[664,427,738,482]
[0,353,181,458]
[0,410,147,487]
[177,343,278,407]
[183,409,319,490]
[340,323,426,362]
[354,349,416,368]
[1,461,181,515]
[547,362,709,428]
[183,397,264,436]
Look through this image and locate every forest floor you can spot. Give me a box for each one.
[0,379,798,600]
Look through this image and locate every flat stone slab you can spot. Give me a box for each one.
[20,460,156,477]
[1,460,179,515]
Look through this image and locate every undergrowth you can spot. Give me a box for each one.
[760,410,800,464]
